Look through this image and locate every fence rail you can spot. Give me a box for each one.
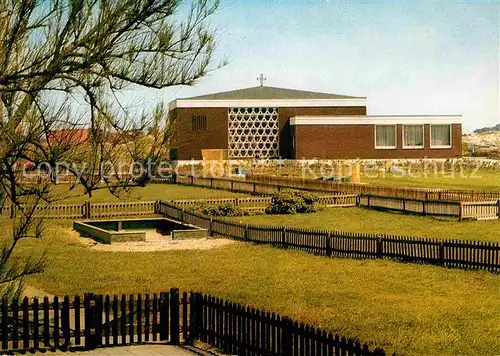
[0,290,386,355]
[158,201,500,273]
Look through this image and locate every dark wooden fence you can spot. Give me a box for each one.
[189,292,385,356]
[0,290,179,353]
[0,290,386,355]
[158,201,500,273]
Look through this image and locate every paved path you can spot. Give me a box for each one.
[50,345,200,355]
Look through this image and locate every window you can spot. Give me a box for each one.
[192,115,207,131]
[403,125,424,148]
[431,124,452,148]
[375,125,396,149]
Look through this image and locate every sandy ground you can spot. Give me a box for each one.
[74,228,236,252]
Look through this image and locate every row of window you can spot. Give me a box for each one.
[375,124,452,149]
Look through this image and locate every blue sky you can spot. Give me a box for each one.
[127,0,499,132]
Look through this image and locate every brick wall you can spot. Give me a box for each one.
[172,106,365,159]
[292,123,462,159]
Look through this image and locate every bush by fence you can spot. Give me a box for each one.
[158,201,500,273]
[265,190,322,215]
[0,290,385,355]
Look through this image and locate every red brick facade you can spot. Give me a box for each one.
[169,91,461,160]
[172,106,366,160]
[291,123,462,159]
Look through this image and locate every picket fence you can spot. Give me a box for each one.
[359,195,500,221]
[0,290,385,355]
[170,175,500,221]
[1,201,158,219]
[246,174,500,202]
[158,201,500,273]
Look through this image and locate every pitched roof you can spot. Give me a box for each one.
[180,86,365,100]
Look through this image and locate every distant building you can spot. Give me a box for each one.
[168,85,462,160]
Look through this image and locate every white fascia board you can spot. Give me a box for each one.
[169,98,367,109]
[290,115,462,125]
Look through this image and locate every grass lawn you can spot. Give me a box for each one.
[249,166,500,190]
[46,183,246,204]
[3,221,497,356]
[230,207,500,242]
[362,170,500,190]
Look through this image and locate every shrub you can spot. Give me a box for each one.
[193,202,249,217]
[265,190,321,215]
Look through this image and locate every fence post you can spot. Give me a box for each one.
[170,288,180,345]
[230,180,234,191]
[367,195,371,209]
[210,177,213,189]
[85,201,92,219]
[439,241,445,266]
[422,200,426,216]
[326,233,332,257]
[402,198,406,213]
[281,317,293,356]
[190,175,194,186]
[84,293,96,350]
[188,292,199,342]
[458,202,463,222]
[181,208,185,222]
[355,195,360,206]
[497,199,500,219]
[244,224,249,241]
[209,217,213,237]
[253,182,257,194]
[159,292,169,341]
[376,237,383,258]
[281,226,287,249]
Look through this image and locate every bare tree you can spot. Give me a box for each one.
[0,0,223,298]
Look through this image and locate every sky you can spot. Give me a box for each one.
[126,0,500,133]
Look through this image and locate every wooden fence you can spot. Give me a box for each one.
[158,201,500,273]
[0,290,385,355]
[246,174,500,202]
[173,175,346,195]
[359,195,500,221]
[173,195,357,212]
[170,175,500,221]
[1,201,158,219]
[190,292,385,356]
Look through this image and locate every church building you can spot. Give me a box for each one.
[168,82,462,161]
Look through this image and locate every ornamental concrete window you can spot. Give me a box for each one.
[375,125,396,149]
[192,115,207,131]
[228,107,279,158]
[403,125,424,149]
[431,124,452,148]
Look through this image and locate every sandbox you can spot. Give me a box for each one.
[73,217,208,244]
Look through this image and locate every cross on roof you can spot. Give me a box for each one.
[257,73,267,86]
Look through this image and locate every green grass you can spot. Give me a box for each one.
[249,166,500,190]
[230,207,500,242]
[4,221,497,356]
[362,170,500,190]
[46,183,246,204]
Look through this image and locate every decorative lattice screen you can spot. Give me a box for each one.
[228,107,279,158]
